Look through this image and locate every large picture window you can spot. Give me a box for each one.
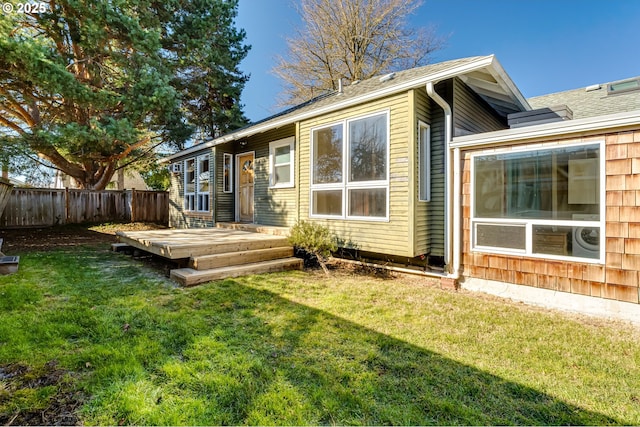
[184,154,210,212]
[310,111,389,220]
[471,142,603,261]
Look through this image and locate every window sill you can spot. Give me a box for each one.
[470,248,604,265]
[184,211,212,219]
[309,214,390,223]
[269,184,295,189]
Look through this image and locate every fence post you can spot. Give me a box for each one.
[131,188,136,223]
[65,187,70,224]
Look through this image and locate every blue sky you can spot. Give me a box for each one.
[236,0,640,122]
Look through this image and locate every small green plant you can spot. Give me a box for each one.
[288,220,337,275]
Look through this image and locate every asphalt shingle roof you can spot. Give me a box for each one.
[528,77,640,119]
[242,56,489,130]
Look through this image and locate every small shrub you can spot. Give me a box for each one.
[288,221,337,275]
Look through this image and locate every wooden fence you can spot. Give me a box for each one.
[0,188,169,228]
[0,179,12,217]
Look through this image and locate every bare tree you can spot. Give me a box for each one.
[274,0,445,105]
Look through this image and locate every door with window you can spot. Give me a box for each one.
[237,152,254,222]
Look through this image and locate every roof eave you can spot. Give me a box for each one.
[163,55,526,162]
[486,56,531,112]
[450,109,640,149]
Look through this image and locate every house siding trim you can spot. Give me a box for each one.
[452,109,640,149]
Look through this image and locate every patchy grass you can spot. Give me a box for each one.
[0,244,639,425]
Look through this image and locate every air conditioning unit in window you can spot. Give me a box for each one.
[169,163,182,174]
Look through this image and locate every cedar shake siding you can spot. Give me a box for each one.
[461,130,640,305]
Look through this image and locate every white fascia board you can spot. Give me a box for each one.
[164,56,504,162]
[487,57,531,111]
[451,109,640,149]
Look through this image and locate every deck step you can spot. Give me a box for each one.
[215,222,290,236]
[170,257,303,287]
[190,246,294,270]
[180,237,291,258]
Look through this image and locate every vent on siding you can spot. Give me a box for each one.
[508,105,573,128]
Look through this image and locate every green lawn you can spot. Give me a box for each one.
[1,243,639,425]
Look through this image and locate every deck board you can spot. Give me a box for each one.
[116,228,290,259]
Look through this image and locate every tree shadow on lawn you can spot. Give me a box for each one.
[82,279,619,425]
[0,248,624,425]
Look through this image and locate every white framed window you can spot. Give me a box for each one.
[184,158,196,211]
[310,110,389,221]
[471,141,604,263]
[197,155,210,211]
[223,153,233,193]
[418,121,431,202]
[269,137,295,188]
[184,154,210,212]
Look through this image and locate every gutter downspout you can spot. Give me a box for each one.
[426,82,461,285]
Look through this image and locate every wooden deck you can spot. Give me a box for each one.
[116,228,290,260]
[116,226,302,286]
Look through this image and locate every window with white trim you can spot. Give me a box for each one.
[184,158,196,211]
[471,142,603,261]
[223,153,233,193]
[418,122,431,202]
[269,137,295,188]
[184,154,210,212]
[310,111,389,220]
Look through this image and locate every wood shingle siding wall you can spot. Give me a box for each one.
[461,130,640,305]
[299,92,413,257]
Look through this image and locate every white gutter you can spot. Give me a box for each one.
[164,56,507,162]
[451,109,640,149]
[426,82,460,281]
